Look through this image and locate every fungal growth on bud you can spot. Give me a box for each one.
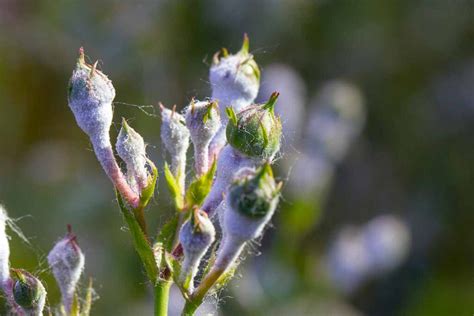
[210,34,260,114]
[209,34,261,161]
[226,92,282,160]
[11,269,46,316]
[185,100,221,175]
[202,94,281,217]
[160,104,190,189]
[67,48,139,207]
[0,205,10,289]
[201,145,260,217]
[191,165,281,306]
[179,208,215,291]
[68,47,115,150]
[116,119,149,193]
[223,164,281,242]
[47,225,85,313]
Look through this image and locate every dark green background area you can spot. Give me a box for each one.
[0,1,472,315]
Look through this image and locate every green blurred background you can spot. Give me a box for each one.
[0,0,473,315]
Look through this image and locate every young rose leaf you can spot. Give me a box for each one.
[164,163,184,211]
[212,264,237,294]
[139,159,158,209]
[156,214,180,253]
[185,159,216,208]
[80,278,93,316]
[70,294,80,316]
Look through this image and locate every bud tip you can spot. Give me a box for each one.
[240,33,250,55]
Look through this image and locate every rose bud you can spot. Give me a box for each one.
[209,34,261,161]
[47,225,85,313]
[185,100,221,175]
[200,165,281,293]
[160,104,190,192]
[11,269,46,316]
[67,48,139,207]
[116,119,149,193]
[226,92,282,160]
[223,163,281,242]
[179,208,215,291]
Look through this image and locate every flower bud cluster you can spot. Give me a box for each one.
[66,37,283,312]
[201,93,282,218]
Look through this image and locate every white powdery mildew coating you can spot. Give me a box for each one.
[67,55,140,207]
[201,145,261,217]
[213,196,277,271]
[68,61,115,150]
[210,54,259,115]
[179,212,215,289]
[0,205,10,288]
[222,194,278,243]
[160,107,190,175]
[185,100,221,175]
[116,122,148,192]
[209,53,260,159]
[185,101,221,147]
[47,236,85,311]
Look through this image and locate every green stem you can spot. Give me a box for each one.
[182,300,200,316]
[154,280,171,316]
[181,267,224,316]
[133,206,149,237]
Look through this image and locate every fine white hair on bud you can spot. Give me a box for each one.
[206,165,281,280]
[185,100,221,175]
[223,164,280,242]
[160,104,190,192]
[209,34,261,161]
[48,225,85,313]
[226,92,282,160]
[11,269,47,316]
[210,34,260,114]
[116,119,149,193]
[67,48,139,207]
[179,208,215,291]
[201,145,261,217]
[68,47,115,150]
[0,205,10,289]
